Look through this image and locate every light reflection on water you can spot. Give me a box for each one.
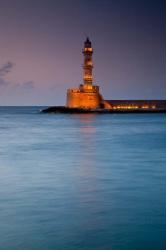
[0,107,166,250]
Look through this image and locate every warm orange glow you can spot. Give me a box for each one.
[84,48,93,52]
[142,105,149,109]
[87,61,93,66]
[84,76,93,80]
[113,105,139,109]
[112,104,157,110]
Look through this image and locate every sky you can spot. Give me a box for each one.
[0,0,166,105]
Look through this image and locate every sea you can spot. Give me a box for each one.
[0,106,166,250]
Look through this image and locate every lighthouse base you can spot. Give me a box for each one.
[66,84,107,109]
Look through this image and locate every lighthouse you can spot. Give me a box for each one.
[66,38,104,109]
[83,37,93,88]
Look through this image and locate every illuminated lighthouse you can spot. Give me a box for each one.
[66,38,104,109]
[83,37,93,88]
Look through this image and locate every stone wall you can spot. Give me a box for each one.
[66,89,102,109]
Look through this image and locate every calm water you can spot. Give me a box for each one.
[0,107,166,250]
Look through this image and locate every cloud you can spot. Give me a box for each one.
[14,81,35,91]
[22,81,34,89]
[0,77,10,87]
[0,62,35,92]
[0,61,37,104]
[0,61,14,87]
[0,62,13,77]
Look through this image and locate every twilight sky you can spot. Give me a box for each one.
[0,0,166,105]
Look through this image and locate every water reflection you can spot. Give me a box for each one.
[73,113,97,167]
[70,114,105,238]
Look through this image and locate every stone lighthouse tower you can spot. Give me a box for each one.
[66,38,103,109]
[83,37,93,89]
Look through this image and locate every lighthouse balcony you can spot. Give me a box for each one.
[67,88,80,93]
[79,84,99,93]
